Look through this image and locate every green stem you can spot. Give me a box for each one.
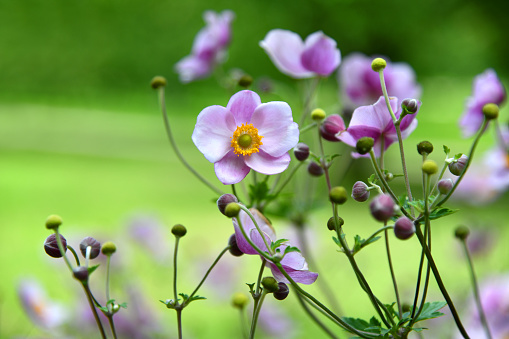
[261,161,304,211]
[54,229,73,272]
[67,245,81,266]
[238,308,249,339]
[237,205,274,257]
[299,77,320,127]
[157,87,224,196]
[107,315,118,339]
[378,70,398,123]
[176,309,183,339]
[294,290,339,339]
[249,290,267,339]
[82,283,107,339]
[105,255,112,309]
[384,227,402,318]
[173,237,181,303]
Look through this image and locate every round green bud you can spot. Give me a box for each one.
[311,108,326,121]
[482,103,499,120]
[454,225,470,240]
[150,76,167,89]
[329,186,348,204]
[371,58,387,72]
[261,277,279,293]
[231,292,249,309]
[45,214,62,230]
[417,141,434,155]
[327,216,344,231]
[422,160,438,175]
[101,241,117,256]
[171,224,187,237]
[238,74,253,88]
[356,137,374,155]
[224,202,241,218]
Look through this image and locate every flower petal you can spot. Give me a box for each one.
[244,150,291,175]
[269,262,318,285]
[192,105,236,163]
[301,31,341,76]
[174,55,214,83]
[214,150,251,185]
[233,209,276,255]
[226,90,261,125]
[260,29,315,78]
[250,102,299,157]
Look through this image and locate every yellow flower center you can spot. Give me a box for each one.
[231,123,263,156]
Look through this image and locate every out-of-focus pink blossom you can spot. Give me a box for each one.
[459,69,506,138]
[338,53,421,108]
[260,29,340,78]
[175,10,234,83]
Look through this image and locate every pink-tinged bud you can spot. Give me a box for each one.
[352,181,370,202]
[449,154,468,176]
[79,237,101,259]
[437,179,454,195]
[370,194,395,222]
[320,114,345,141]
[401,98,418,114]
[394,217,415,240]
[273,282,290,300]
[293,143,310,161]
[307,162,324,177]
[44,234,67,258]
[217,194,239,215]
[73,266,89,282]
[228,234,243,257]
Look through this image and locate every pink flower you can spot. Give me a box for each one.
[459,69,506,137]
[192,90,299,185]
[260,29,340,78]
[175,10,234,83]
[337,96,420,157]
[338,53,421,108]
[233,209,318,285]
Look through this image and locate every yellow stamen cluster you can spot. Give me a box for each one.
[231,123,263,156]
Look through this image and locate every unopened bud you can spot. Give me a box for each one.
[150,76,167,89]
[371,58,387,72]
[73,266,89,282]
[329,186,348,204]
[401,98,419,114]
[454,225,470,240]
[449,154,468,176]
[261,277,279,293]
[79,237,101,259]
[171,224,187,238]
[44,234,67,258]
[293,143,310,161]
[422,160,438,175]
[482,103,499,120]
[320,114,345,141]
[370,194,395,222]
[352,181,370,202]
[217,194,239,215]
[417,141,434,155]
[228,234,243,257]
[224,203,241,218]
[238,74,253,88]
[356,137,374,155]
[231,292,249,309]
[45,215,62,230]
[327,216,344,231]
[437,179,454,195]
[311,108,326,121]
[273,282,290,300]
[394,217,415,240]
[307,162,324,177]
[101,241,117,256]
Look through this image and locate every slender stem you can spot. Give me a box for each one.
[105,255,112,307]
[237,206,274,257]
[299,77,320,127]
[107,315,118,339]
[394,121,414,214]
[414,224,470,338]
[67,245,81,266]
[54,229,73,272]
[294,290,339,339]
[176,309,183,339]
[378,70,398,123]
[173,237,180,303]
[238,308,249,339]
[299,122,318,134]
[249,290,267,339]
[82,283,107,339]
[384,228,402,318]
[255,259,266,295]
[260,161,304,211]
[460,240,492,339]
[157,87,224,196]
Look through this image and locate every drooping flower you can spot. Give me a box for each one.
[175,10,234,83]
[260,29,340,78]
[459,69,506,137]
[192,90,299,185]
[337,96,420,157]
[338,53,421,109]
[232,209,318,285]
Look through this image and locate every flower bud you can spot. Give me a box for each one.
[401,98,419,114]
[45,215,62,230]
[231,292,249,309]
[371,58,387,72]
[327,216,344,231]
[273,282,290,300]
[422,160,438,175]
[319,114,345,141]
[238,74,253,88]
[224,203,241,218]
[394,217,415,240]
[171,224,187,237]
[370,194,395,222]
[437,179,453,195]
[307,162,324,177]
[261,277,279,293]
[217,194,239,215]
[385,172,394,182]
[79,237,101,259]
[44,234,67,258]
[329,186,348,204]
[482,103,499,120]
[150,76,167,89]
[73,266,89,282]
[228,234,243,257]
[311,108,326,121]
[356,137,374,155]
[417,141,434,155]
[449,154,468,176]
[351,181,370,202]
[455,225,470,240]
[101,241,117,256]
[293,143,310,161]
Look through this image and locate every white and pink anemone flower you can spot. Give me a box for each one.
[192,90,299,185]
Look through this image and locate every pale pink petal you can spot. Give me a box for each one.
[233,217,258,255]
[192,105,236,163]
[250,102,299,157]
[233,209,276,255]
[244,150,291,175]
[214,150,250,185]
[250,228,273,253]
[226,90,261,125]
[301,31,341,76]
[269,262,318,285]
[174,55,214,83]
[260,29,315,78]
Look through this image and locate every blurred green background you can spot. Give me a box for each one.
[1,0,508,338]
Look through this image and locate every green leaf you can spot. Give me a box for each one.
[342,317,386,336]
[87,264,100,275]
[271,238,289,251]
[413,301,447,322]
[429,206,458,220]
[98,306,109,312]
[283,246,300,255]
[443,145,450,155]
[407,200,424,213]
[119,302,128,309]
[248,180,274,206]
[368,174,376,185]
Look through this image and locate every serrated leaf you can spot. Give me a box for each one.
[248,180,272,206]
[443,145,450,155]
[429,206,458,220]
[413,301,447,322]
[119,302,127,309]
[407,200,425,213]
[342,317,385,335]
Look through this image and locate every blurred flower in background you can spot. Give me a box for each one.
[175,10,234,83]
[338,53,421,109]
[127,213,171,263]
